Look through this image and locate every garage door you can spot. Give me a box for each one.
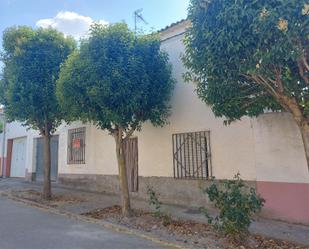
[10,137,27,177]
[35,136,58,181]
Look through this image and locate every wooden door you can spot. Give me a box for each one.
[124,137,138,192]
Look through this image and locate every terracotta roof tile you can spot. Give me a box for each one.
[158,19,188,33]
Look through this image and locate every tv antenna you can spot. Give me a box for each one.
[134,8,148,36]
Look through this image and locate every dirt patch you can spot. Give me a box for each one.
[10,189,85,207]
[82,205,308,249]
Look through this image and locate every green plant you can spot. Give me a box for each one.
[147,186,171,226]
[201,174,265,240]
[147,185,162,217]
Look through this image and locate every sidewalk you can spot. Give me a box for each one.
[1,178,308,246]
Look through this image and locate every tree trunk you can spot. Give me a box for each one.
[114,131,131,217]
[299,122,309,172]
[42,132,52,199]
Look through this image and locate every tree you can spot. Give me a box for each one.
[57,23,174,216]
[183,0,309,171]
[0,26,75,198]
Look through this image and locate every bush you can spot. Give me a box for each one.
[201,174,265,240]
[146,186,171,226]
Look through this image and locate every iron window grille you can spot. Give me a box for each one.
[68,127,86,164]
[172,131,211,179]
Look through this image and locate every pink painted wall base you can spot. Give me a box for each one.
[257,181,309,225]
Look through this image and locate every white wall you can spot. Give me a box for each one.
[5,122,36,174]
[253,113,309,183]
[134,32,257,180]
[3,21,309,185]
[57,122,103,175]
[55,27,258,181]
[5,121,59,175]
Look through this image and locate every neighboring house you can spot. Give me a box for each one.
[1,20,309,225]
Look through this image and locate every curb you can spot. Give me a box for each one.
[0,192,188,249]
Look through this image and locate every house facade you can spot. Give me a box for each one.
[1,20,308,225]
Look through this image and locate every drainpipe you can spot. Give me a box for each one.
[1,112,6,178]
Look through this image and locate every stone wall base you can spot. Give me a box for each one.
[58,174,256,208]
[58,174,309,225]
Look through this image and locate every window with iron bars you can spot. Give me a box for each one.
[68,127,86,164]
[172,131,211,179]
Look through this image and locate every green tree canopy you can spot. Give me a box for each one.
[183,0,309,171]
[1,26,75,131]
[0,26,76,197]
[57,23,175,215]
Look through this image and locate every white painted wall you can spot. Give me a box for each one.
[5,122,36,175]
[134,32,257,180]
[58,122,99,175]
[253,113,309,183]
[3,20,309,184]
[55,25,257,181]
[4,121,60,176]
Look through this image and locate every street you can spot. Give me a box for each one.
[0,197,172,249]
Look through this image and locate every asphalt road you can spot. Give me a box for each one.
[0,197,172,249]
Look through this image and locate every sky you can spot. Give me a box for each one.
[0,0,190,45]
